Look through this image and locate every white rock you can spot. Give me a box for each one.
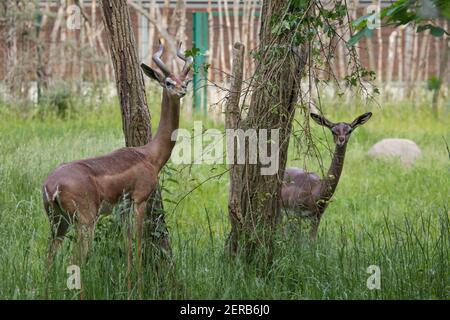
[368,138,422,166]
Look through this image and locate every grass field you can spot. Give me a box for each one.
[0,93,448,299]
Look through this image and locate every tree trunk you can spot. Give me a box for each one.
[225,43,245,255]
[376,2,383,83]
[432,36,450,118]
[4,0,18,99]
[227,0,308,266]
[35,5,48,104]
[100,0,171,258]
[223,0,233,70]
[385,30,397,100]
[217,0,228,81]
[397,27,404,83]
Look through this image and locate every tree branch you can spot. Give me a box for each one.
[127,0,178,56]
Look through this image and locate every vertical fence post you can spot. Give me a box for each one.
[192,11,209,114]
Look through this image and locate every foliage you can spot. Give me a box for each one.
[36,83,74,119]
[350,0,450,45]
[184,46,200,59]
[426,76,442,90]
[272,0,375,95]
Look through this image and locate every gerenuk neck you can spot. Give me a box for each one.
[142,88,180,171]
[319,143,347,204]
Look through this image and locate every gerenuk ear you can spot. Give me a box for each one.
[350,112,372,129]
[141,63,164,83]
[310,113,334,129]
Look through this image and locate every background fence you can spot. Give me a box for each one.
[0,0,448,111]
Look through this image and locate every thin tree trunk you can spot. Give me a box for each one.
[367,37,376,74]
[59,2,67,81]
[397,27,404,83]
[168,0,186,74]
[227,1,309,266]
[403,26,414,98]
[85,20,99,84]
[46,0,65,83]
[78,17,85,94]
[207,0,214,82]
[404,26,414,82]
[432,36,450,117]
[240,0,249,79]
[147,0,156,66]
[337,39,345,79]
[386,31,397,85]
[100,0,171,258]
[424,33,431,81]
[233,0,241,45]
[128,0,178,67]
[226,43,245,256]
[4,0,18,98]
[94,23,111,82]
[349,0,359,58]
[218,0,228,80]
[377,2,383,83]
[435,35,441,77]
[36,4,48,103]
[89,0,99,84]
[163,0,170,28]
[408,29,419,98]
[248,1,257,78]
[223,0,233,70]
[416,31,430,82]
[66,0,75,91]
[177,0,187,49]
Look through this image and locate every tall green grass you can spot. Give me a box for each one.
[0,95,448,299]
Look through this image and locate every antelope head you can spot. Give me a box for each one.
[311,112,372,147]
[140,41,193,98]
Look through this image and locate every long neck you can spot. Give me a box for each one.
[319,143,347,203]
[143,88,180,171]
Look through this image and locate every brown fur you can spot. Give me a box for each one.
[42,44,191,298]
[281,112,372,239]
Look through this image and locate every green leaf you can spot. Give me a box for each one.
[203,63,211,73]
[430,26,446,37]
[352,13,373,29]
[436,0,450,19]
[347,27,373,47]
[427,76,442,91]
[416,24,447,37]
[185,46,200,58]
[416,24,429,33]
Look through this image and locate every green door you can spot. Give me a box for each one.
[192,11,209,114]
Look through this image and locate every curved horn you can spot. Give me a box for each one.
[153,41,171,76]
[177,42,193,77]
